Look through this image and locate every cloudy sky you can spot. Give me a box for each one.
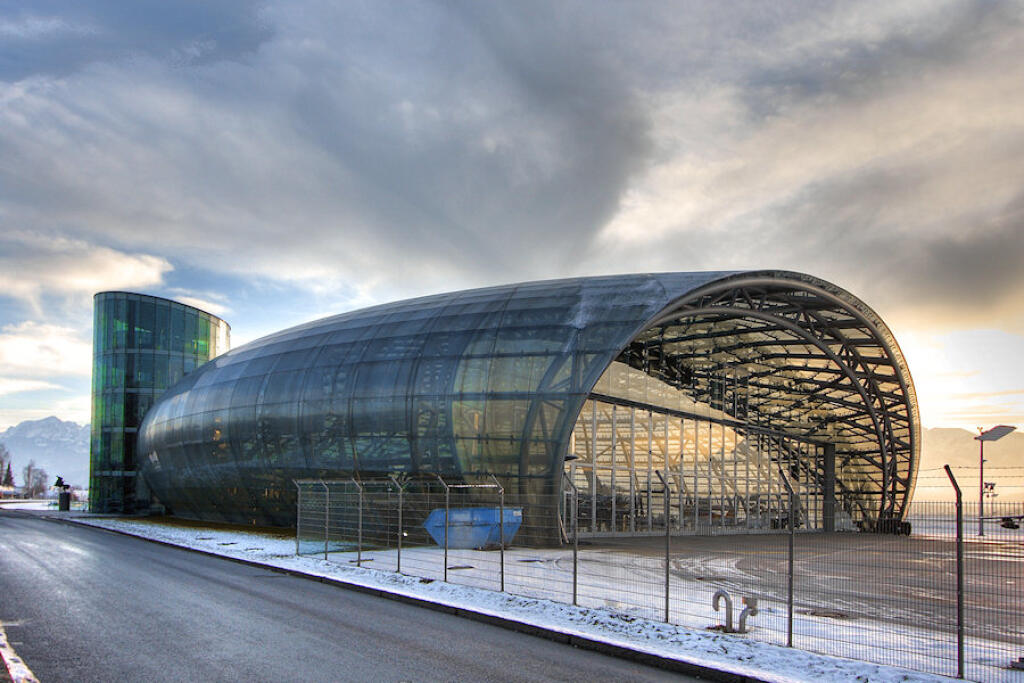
[1,0,1022,432]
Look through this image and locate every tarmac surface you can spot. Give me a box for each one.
[594,529,1023,643]
[0,512,697,682]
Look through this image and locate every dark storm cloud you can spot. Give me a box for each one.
[584,0,1024,331]
[909,215,1024,305]
[761,166,1024,318]
[4,0,1024,432]
[278,1,651,279]
[0,0,659,304]
[0,0,270,80]
[2,0,1023,330]
[739,1,1019,116]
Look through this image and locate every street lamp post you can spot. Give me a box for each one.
[976,425,1016,536]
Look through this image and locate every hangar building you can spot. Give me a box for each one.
[134,271,919,535]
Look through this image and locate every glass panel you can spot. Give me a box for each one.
[183,312,196,355]
[170,306,185,353]
[154,303,169,351]
[454,357,490,394]
[136,301,155,349]
[125,298,136,349]
[486,355,554,393]
[113,298,128,349]
[154,357,169,391]
[135,353,154,388]
[262,370,307,405]
[195,316,210,357]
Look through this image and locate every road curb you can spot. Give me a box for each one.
[36,513,768,683]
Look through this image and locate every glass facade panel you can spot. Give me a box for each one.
[89,292,230,513]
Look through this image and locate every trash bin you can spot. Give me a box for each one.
[423,507,523,549]
[58,491,71,511]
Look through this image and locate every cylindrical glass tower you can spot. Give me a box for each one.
[89,292,229,513]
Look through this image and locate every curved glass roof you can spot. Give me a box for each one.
[138,271,918,528]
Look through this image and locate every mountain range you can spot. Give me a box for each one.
[0,417,1019,498]
[1,417,90,488]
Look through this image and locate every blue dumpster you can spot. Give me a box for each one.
[422,507,523,549]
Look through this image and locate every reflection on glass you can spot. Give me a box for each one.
[136,272,917,536]
[89,292,229,513]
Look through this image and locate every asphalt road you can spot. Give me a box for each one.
[0,512,697,683]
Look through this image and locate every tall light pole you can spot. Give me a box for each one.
[976,425,1016,536]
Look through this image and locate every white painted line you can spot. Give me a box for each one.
[0,622,40,683]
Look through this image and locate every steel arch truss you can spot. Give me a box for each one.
[619,276,920,527]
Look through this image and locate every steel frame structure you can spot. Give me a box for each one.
[138,270,918,533]
[570,273,919,532]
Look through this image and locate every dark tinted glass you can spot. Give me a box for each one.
[90,292,229,513]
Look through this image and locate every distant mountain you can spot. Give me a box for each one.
[0,417,90,488]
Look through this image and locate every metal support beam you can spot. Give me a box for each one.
[823,443,836,532]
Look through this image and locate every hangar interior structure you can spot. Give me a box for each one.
[134,271,920,538]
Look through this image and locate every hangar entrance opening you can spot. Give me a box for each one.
[566,391,834,537]
[565,277,918,537]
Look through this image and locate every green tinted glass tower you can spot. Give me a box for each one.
[89,292,229,513]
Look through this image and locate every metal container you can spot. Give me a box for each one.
[423,507,523,549]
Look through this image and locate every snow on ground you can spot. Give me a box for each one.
[1,501,57,510]
[50,514,967,683]
[315,543,1020,681]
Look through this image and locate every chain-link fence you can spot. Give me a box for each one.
[296,474,1023,681]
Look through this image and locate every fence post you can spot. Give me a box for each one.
[563,472,579,606]
[945,465,965,679]
[293,481,302,556]
[656,470,670,623]
[788,487,794,647]
[436,475,450,582]
[320,480,329,561]
[490,474,505,593]
[777,471,795,648]
[349,478,364,567]
[389,475,403,574]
